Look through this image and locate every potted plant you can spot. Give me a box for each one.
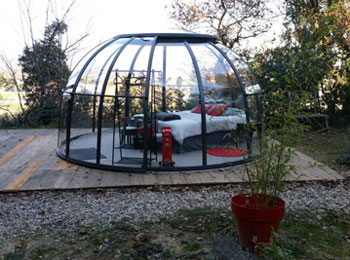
[231,87,307,251]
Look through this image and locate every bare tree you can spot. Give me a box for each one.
[168,0,282,49]
[17,0,90,66]
[0,54,25,114]
[0,0,90,126]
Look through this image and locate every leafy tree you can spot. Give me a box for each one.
[253,0,349,126]
[19,20,70,125]
[168,0,280,50]
[285,0,350,121]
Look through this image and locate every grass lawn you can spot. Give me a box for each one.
[294,127,350,172]
[1,207,349,259]
[0,91,25,116]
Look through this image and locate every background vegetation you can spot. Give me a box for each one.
[253,0,350,127]
[0,0,86,128]
[0,0,349,129]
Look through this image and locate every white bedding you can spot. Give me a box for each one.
[157,110,246,145]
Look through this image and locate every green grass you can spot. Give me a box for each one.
[1,207,349,260]
[165,206,234,233]
[265,210,350,260]
[295,127,350,167]
[0,92,25,116]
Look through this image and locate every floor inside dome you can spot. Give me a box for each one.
[67,128,250,169]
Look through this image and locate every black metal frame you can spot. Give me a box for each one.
[184,41,208,166]
[57,32,261,173]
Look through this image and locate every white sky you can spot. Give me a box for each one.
[0,0,284,69]
[0,0,175,67]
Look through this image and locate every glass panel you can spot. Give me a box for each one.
[99,96,121,166]
[99,38,153,168]
[65,43,102,90]
[216,43,261,127]
[190,43,248,165]
[105,38,152,98]
[57,93,70,155]
[68,94,98,164]
[164,43,199,112]
[216,44,261,94]
[99,94,146,168]
[247,95,260,123]
[74,38,128,95]
[150,42,202,168]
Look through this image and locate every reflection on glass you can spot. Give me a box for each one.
[58,33,261,171]
[216,44,260,94]
[246,84,261,94]
[74,38,129,94]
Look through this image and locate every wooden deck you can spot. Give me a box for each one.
[0,129,344,192]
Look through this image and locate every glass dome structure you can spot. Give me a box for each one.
[57,32,262,172]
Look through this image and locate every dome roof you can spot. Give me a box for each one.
[115,31,218,41]
[57,32,261,172]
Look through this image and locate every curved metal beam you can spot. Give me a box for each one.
[143,36,158,168]
[96,37,135,164]
[184,41,207,166]
[64,37,118,157]
[208,42,250,122]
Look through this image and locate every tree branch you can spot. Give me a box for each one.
[0,53,25,114]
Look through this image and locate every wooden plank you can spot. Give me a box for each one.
[129,173,145,186]
[317,164,344,179]
[51,158,79,171]
[17,134,61,190]
[114,172,131,186]
[84,169,102,188]
[3,160,42,192]
[100,171,131,187]
[235,164,255,182]
[305,164,338,180]
[40,153,61,171]
[16,169,46,190]
[196,171,215,184]
[170,173,188,185]
[157,173,173,185]
[222,170,242,183]
[293,159,329,180]
[21,169,74,190]
[0,135,37,168]
[233,166,248,182]
[0,134,53,186]
[208,170,231,183]
[301,165,326,180]
[0,136,16,157]
[183,172,202,184]
[288,160,310,180]
[69,170,90,189]
[51,170,76,189]
[0,135,10,143]
[99,171,116,187]
[0,170,18,190]
[285,167,303,181]
[220,167,241,182]
[143,173,159,185]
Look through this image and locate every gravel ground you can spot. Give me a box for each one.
[0,178,349,245]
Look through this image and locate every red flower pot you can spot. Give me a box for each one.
[231,194,285,250]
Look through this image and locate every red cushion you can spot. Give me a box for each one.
[207,104,229,116]
[191,104,212,114]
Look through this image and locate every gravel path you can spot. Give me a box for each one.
[0,179,349,245]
